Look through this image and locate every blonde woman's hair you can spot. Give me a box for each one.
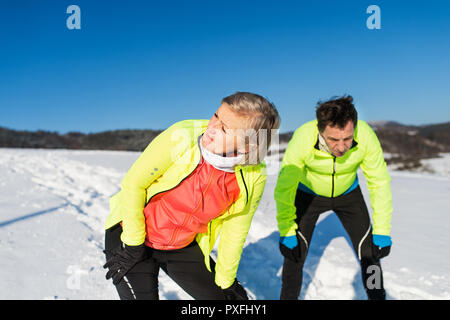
[222,92,280,165]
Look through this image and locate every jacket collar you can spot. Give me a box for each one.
[194,131,249,209]
[314,138,358,151]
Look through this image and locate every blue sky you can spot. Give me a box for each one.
[0,0,449,133]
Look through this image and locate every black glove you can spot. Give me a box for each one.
[279,234,301,263]
[103,243,147,285]
[372,244,391,260]
[372,234,392,260]
[222,279,249,300]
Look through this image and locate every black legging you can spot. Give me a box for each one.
[104,223,226,300]
[280,186,386,300]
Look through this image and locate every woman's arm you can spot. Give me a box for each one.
[119,123,183,245]
[214,167,267,289]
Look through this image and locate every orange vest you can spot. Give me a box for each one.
[143,157,240,250]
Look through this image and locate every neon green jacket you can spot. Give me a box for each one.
[105,119,267,289]
[275,119,392,237]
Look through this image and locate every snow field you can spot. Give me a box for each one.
[0,148,449,299]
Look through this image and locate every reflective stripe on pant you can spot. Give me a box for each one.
[280,186,385,300]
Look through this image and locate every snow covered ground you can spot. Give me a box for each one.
[0,147,449,300]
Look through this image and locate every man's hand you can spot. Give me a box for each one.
[372,234,392,259]
[279,234,301,262]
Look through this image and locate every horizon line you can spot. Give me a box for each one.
[1,119,450,135]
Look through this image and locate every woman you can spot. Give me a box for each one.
[103,92,280,300]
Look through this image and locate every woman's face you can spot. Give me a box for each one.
[201,103,252,156]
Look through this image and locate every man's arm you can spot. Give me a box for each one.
[359,121,393,236]
[274,128,305,237]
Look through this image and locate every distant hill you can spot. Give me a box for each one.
[0,127,162,151]
[1,121,450,171]
[367,121,450,170]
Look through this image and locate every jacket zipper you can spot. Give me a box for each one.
[239,169,249,205]
[208,220,212,246]
[314,134,357,198]
[202,168,248,250]
[331,156,336,198]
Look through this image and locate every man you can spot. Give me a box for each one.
[103,92,280,299]
[274,95,392,300]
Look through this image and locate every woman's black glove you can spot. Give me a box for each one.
[222,279,249,300]
[103,243,147,285]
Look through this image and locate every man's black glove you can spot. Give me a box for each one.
[372,244,391,260]
[222,279,249,300]
[279,234,301,263]
[103,243,147,285]
[372,235,392,260]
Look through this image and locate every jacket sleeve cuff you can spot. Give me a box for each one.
[371,227,390,237]
[215,272,234,289]
[279,222,298,237]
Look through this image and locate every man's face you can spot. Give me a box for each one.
[321,121,355,157]
[201,103,253,155]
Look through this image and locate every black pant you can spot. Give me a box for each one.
[280,186,385,300]
[104,223,226,300]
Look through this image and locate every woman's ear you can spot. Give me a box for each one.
[238,142,258,155]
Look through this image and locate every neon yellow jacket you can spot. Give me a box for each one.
[105,119,267,289]
[275,120,392,237]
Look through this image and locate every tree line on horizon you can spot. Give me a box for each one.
[1,121,450,171]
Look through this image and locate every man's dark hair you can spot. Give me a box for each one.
[315,95,358,132]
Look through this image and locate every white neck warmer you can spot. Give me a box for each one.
[318,133,333,155]
[199,135,245,173]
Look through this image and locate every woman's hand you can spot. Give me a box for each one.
[103,243,147,285]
